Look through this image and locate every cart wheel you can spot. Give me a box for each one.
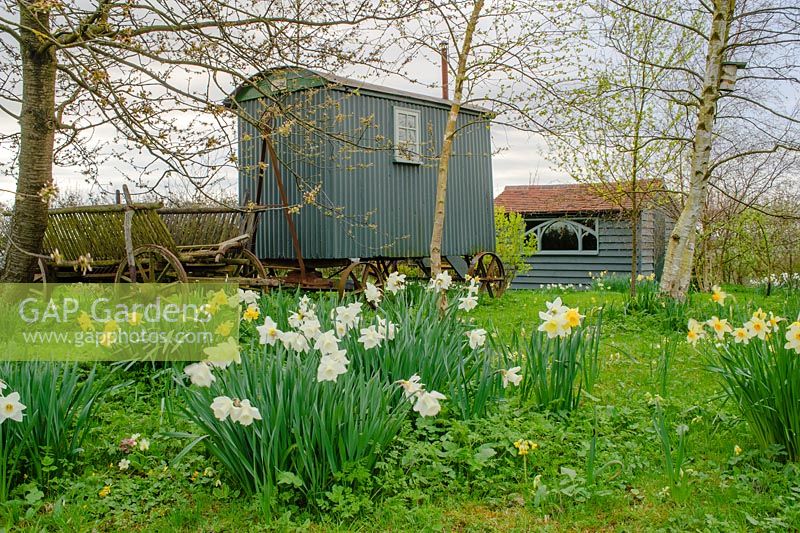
[115,245,188,283]
[467,252,507,298]
[237,249,268,287]
[337,261,383,298]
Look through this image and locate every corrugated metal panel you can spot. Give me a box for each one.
[239,85,495,261]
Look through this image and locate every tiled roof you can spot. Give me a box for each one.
[494,181,662,215]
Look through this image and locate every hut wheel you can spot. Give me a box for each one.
[337,261,384,299]
[467,252,507,298]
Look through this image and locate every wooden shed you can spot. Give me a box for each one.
[230,67,496,268]
[494,182,670,289]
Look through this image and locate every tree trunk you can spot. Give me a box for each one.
[2,3,56,282]
[429,0,484,276]
[659,0,734,299]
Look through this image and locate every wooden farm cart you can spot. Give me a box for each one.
[36,202,268,287]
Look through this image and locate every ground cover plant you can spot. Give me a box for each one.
[0,279,798,531]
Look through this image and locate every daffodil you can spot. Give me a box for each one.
[745,318,768,340]
[211,396,234,421]
[256,317,281,345]
[428,271,452,292]
[364,282,382,305]
[204,337,242,367]
[229,399,262,426]
[242,305,260,322]
[706,316,732,340]
[0,391,26,423]
[184,362,216,387]
[499,366,523,388]
[314,330,340,355]
[376,317,397,340]
[711,285,727,306]
[358,325,384,349]
[686,318,705,345]
[413,390,446,417]
[785,323,800,353]
[279,331,309,353]
[545,297,568,316]
[215,320,234,337]
[385,272,407,294]
[564,307,584,329]
[458,294,478,312]
[317,355,348,383]
[732,327,750,344]
[538,311,569,339]
[467,328,487,349]
[298,316,322,340]
[396,374,424,399]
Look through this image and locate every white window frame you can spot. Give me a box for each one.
[393,107,421,164]
[525,217,600,255]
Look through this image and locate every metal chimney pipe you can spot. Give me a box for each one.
[439,41,449,100]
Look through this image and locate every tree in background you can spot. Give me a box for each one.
[0,0,419,281]
[547,0,686,296]
[494,206,537,284]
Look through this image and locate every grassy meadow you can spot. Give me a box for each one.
[2,283,800,532]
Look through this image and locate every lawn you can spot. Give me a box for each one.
[2,283,800,532]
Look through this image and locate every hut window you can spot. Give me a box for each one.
[526,218,599,254]
[394,107,421,163]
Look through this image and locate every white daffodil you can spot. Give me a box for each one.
[467,328,487,349]
[299,295,315,312]
[298,316,322,340]
[538,311,569,339]
[335,303,362,330]
[466,275,480,296]
[256,316,281,346]
[785,323,800,353]
[237,289,259,306]
[711,285,727,306]
[314,330,340,355]
[395,374,424,400]
[334,320,348,338]
[377,317,397,340]
[364,282,382,305]
[358,325,385,349]
[0,391,26,423]
[184,362,216,388]
[545,297,568,316]
[230,399,262,427]
[279,331,310,353]
[203,337,242,368]
[385,272,407,294]
[287,309,308,329]
[458,295,478,312]
[0,379,6,392]
[317,355,348,383]
[413,390,446,417]
[499,366,523,388]
[328,349,349,365]
[428,271,453,292]
[211,396,234,421]
[732,327,750,344]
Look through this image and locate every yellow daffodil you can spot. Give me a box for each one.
[686,319,705,345]
[242,305,260,322]
[745,318,768,340]
[215,321,234,336]
[711,285,727,306]
[732,327,750,344]
[706,316,732,340]
[752,308,767,321]
[564,307,584,329]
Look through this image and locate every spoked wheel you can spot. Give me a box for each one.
[115,245,188,283]
[337,261,383,298]
[235,249,268,288]
[467,252,507,298]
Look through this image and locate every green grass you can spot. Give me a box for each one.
[3,286,800,532]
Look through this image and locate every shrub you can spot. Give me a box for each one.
[494,206,537,280]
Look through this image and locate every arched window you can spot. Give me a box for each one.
[525,218,599,254]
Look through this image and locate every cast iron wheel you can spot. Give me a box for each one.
[467,251,507,298]
[115,244,188,283]
[337,261,384,299]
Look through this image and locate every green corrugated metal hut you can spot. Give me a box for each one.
[231,67,495,263]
